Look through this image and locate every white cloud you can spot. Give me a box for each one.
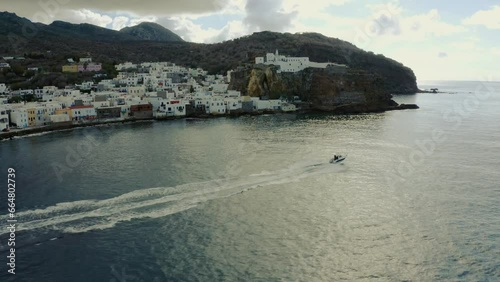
[350,8,467,51]
[60,9,113,27]
[243,0,298,32]
[11,0,230,20]
[157,16,225,43]
[6,0,494,80]
[129,15,158,26]
[405,9,466,37]
[463,6,500,29]
[492,48,500,56]
[111,16,130,30]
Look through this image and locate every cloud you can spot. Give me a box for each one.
[463,5,500,30]
[129,15,158,26]
[112,16,130,30]
[438,52,447,58]
[243,0,298,32]
[369,10,401,35]
[156,16,236,43]
[58,9,113,27]
[9,0,230,20]
[408,9,466,36]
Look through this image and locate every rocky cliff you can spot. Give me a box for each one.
[229,65,410,113]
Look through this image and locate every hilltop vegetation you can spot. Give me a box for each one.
[0,12,418,94]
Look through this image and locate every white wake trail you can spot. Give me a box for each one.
[0,160,343,235]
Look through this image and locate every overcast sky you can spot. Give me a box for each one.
[2,0,500,81]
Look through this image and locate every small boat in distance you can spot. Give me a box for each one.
[329,154,346,164]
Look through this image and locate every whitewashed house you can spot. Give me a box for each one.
[281,103,297,112]
[155,99,187,117]
[97,79,115,91]
[115,62,137,71]
[224,98,243,113]
[9,108,28,128]
[208,98,226,115]
[79,57,92,63]
[226,90,241,98]
[128,86,145,96]
[268,100,282,110]
[70,105,97,121]
[0,106,9,131]
[44,102,63,116]
[255,50,347,73]
[0,83,9,94]
[211,83,229,94]
[92,101,111,108]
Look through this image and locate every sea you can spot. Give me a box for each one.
[0,80,499,281]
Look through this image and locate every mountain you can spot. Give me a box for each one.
[0,12,182,43]
[120,22,184,42]
[0,12,418,94]
[48,21,139,42]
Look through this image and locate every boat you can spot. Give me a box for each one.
[329,155,346,164]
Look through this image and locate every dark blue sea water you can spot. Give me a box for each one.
[0,81,499,281]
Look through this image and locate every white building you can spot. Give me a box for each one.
[155,99,187,117]
[70,105,97,121]
[9,108,28,128]
[255,50,346,73]
[128,86,146,96]
[115,62,137,71]
[93,101,111,108]
[79,57,92,63]
[224,98,243,112]
[281,103,297,112]
[208,98,226,115]
[0,106,9,131]
[97,79,115,90]
[249,98,283,111]
[0,83,9,94]
[211,83,229,94]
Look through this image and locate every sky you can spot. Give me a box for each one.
[2,0,500,81]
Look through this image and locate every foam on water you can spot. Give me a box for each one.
[0,159,345,236]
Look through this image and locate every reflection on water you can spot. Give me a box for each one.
[1,82,499,281]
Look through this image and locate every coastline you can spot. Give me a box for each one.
[0,103,418,141]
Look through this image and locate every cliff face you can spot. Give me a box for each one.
[229,66,400,113]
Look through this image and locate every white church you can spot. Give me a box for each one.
[255,50,347,73]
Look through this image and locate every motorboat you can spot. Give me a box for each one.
[329,155,346,164]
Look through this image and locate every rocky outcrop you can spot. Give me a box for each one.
[229,65,417,113]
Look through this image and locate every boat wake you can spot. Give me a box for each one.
[0,159,344,238]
